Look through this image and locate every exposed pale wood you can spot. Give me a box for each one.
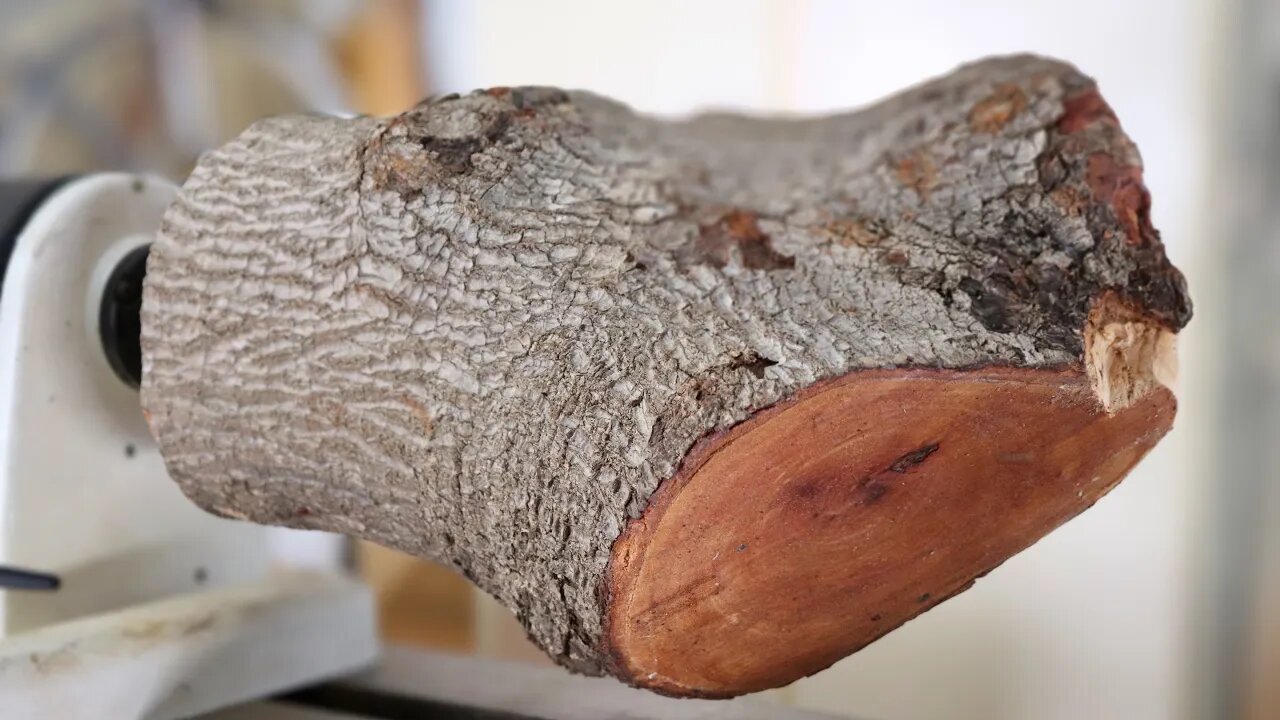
[140,55,1190,695]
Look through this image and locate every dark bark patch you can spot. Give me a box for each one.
[418,136,483,174]
[692,210,795,271]
[649,417,666,447]
[968,84,1027,134]
[1033,82,1190,336]
[958,275,1015,333]
[727,351,777,379]
[623,251,648,271]
[418,112,512,174]
[1057,89,1119,134]
[1038,87,1192,331]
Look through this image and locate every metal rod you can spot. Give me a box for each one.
[0,565,59,591]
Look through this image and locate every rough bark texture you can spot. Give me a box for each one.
[141,54,1190,691]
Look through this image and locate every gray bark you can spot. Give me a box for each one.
[140,55,1189,675]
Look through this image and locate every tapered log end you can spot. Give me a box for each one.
[597,55,1189,697]
[604,366,1175,696]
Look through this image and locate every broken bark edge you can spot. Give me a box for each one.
[603,364,1175,697]
[1085,293,1179,413]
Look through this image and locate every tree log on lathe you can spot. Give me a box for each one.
[140,55,1191,697]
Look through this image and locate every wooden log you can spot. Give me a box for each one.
[140,54,1190,697]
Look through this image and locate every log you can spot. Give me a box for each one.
[139,54,1190,697]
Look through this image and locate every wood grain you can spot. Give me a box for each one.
[607,367,1174,695]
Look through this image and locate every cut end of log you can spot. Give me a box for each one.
[1085,294,1179,413]
[604,367,1175,697]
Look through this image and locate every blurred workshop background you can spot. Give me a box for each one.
[1,1,1275,719]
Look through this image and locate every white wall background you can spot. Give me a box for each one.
[423,2,1219,719]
